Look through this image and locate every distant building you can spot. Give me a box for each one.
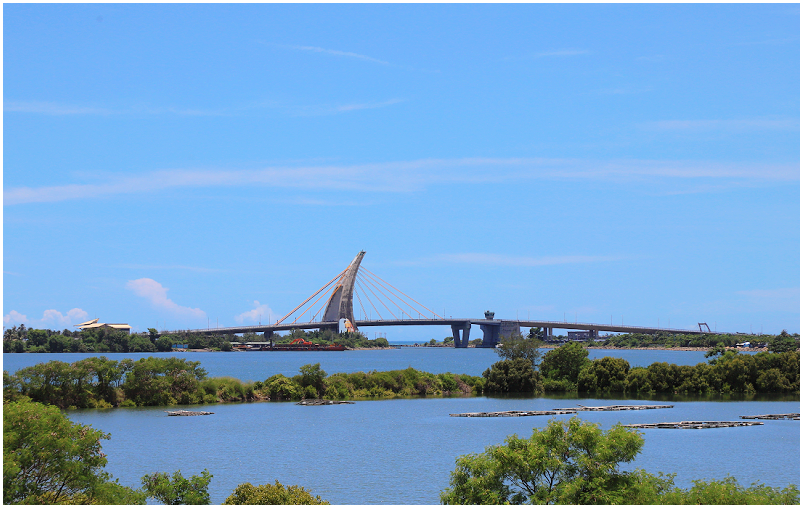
[568,331,591,340]
[74,318,132,334]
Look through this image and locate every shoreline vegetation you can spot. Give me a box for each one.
[4,335,799,410]
[4,323,797,354]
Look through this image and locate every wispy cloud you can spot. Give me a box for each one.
[292,98,405,117]
[595,87,652,95]
[4,101,114,115]
[235,300,275,324]
[400,253,624,267]
[733,36,799,46]
[264,42,389,65]
[643,118,800,132]
[535,49,591,57]
[119,264,223,273]
[4,100,233,117]
[126,278,206,320]
[5,98,402,118]
[737,287,800,299]
[504,49,591,61]
[6,157,800,206]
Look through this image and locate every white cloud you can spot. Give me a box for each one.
[3,101,114,115]
[291,98,405,117]
[402,253,624,267]
[235,300,275,324]
[266,43,389,65]
[126,278,206,320]
[4,100,236,117]
[3,308,89,329]
[41,308,90,328]
[535,49,590,57]
[3,310,29,327]
[5,157,800,206]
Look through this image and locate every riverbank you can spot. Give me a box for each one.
[540,345,769,352]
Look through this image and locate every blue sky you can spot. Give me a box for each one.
[3,4,799,340]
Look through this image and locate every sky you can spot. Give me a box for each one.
[3,4,800,341]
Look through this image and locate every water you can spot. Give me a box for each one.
[65,397,800,504]
[2,347,717,379]
[4,349,798,504]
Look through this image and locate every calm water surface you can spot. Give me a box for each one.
[4,349,797,504]
[2,347,718,379]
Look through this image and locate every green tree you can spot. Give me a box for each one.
[495,332,542,366]
[483,358,543,394]
[659,476,799,504]
[440,417,668,505]
[539,342,590,387]
[155,335,174,352]
[577,357,631,392]
[129,334,156,352]
[223,481,329,505]
[141,469,212,505]
[3,400,144,504]
[769,330,798,353]
[298,363,327,393]
[27,328,49,347]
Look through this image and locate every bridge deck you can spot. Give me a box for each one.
[157,318,724,336]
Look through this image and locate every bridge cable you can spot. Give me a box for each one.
[358,269,428,319]
[360,267,444,319]
[358,270,415,319]
[356,273,399,320]
[294,281,339,324]
[355,279,384,321]
[275,268,346,325]
[354,289,369,322]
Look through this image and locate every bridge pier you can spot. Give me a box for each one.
[451,322,471,348]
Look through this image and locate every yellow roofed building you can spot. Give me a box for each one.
[74,318,132,334]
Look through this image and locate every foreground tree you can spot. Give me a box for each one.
[440,417,670,504]
[659,476,799,504]
[141,469,212,505]
[3,400,144,504]
[223,481,329,505]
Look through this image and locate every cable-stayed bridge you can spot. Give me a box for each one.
[167,251,725,347]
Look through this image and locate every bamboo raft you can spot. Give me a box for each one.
[552,404,673,412]
[450,410,576,418]
[624,421,763,429]
[165,410,214,416]
[296,399,355,406]
[740,413,800,420]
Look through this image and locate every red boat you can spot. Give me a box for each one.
[269,338,346,351]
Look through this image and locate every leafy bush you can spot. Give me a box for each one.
[223,481,329,505]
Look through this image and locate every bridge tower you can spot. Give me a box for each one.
[321,250,366,331]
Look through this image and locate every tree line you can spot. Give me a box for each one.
[3,357,485,409]
[595,330,799,350]
[483,333,800,396]
[2,325,388,354]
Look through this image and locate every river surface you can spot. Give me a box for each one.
[3,349,798,504]
[2,347,723,379]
